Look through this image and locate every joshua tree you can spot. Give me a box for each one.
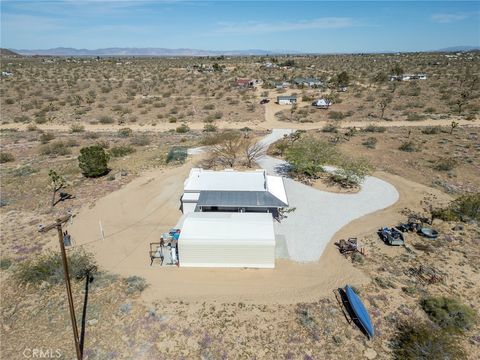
[378,93,393,119]
[48,169,66,206]
[450,121,459,134]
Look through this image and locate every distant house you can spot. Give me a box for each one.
[277,95,297,105]
[292,77,323,87]
[1,71,13,77]
[389,73,427,81]
[312,98,332,109]
[236,78,256,88]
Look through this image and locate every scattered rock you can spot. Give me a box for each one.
[332,335,343,345]
[119,302,132,314]
[364,348,377,359]
[87,319,98,326]
[452,224,464,231]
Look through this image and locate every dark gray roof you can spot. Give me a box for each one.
[277,95,297,100]
[197,191,287,208]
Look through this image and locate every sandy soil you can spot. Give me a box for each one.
[56,147,452,306]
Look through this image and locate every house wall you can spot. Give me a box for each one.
[199,206,272,213]
[182,202,197,214]
[179,242,275,268]
[278,99,293,105]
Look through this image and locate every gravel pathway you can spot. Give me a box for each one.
[256,130,399,262]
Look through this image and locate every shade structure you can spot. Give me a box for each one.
[178,212,275,268]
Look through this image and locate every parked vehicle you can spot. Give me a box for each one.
[378,227,405,246]
[260,98,270,104]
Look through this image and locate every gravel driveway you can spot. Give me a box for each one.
[256,130,400,262]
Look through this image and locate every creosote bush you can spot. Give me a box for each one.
[434,157,457,171]
[431,193,480,222]
[166,146,187,164]
[124,275,148,294]
[14,250,96,285]
[110,145,135,158]
[421,296,476,331]
[176,124,190,133]
[392,322,465,360]
[364,124,386,133]
[0,152,15,163]
[399,141,419,152]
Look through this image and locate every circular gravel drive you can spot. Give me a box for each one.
[256,129,400,262]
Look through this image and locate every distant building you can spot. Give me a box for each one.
[235,78,255,87]
[1,71,13,77]
[292,77,323,87]
[389,73,427,81]
[312,98,332,109]
[277,95,297,105]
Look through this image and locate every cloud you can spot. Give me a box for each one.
[215,17,355,34]
[431,13,468,23]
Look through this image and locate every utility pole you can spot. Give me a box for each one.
[39,215,82,360]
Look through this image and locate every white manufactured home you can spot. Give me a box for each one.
[181,168,288,214]
[277,95,297,105]
[175,168,289,268]
[178,212,275,268]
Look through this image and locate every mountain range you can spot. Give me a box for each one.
[11,47,292,57]
[6,46,480,57]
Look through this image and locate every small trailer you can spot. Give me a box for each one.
[378,227,405,246]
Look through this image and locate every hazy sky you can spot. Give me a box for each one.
[1,1,479,52]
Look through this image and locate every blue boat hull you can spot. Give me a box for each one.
[345,285,375,338]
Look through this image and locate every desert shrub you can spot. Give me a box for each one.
[421,296,476,332]
[203,124,217,132]
[406,112,425,121]
[285,137,340,177]
[14,115,31,123]
[130,135,151,146]
[166,146,187,164]
[214,111,223,119]
[296,305,319,341]
[330,157,373,187]
[124,276,148,294]
[0,152,15,163]
[399,141,419,152]
[0,258,12,270]
[321,123,338,133]
[362,137,378,149]
[27,124,38,131]
[203,104,215,110]
[78,145,110,177]
[110,145,135,158]
[364,124,386,133]
[117,127,133,138]
[12,165,38,177]
[392,322,465,360]
[14,250,96,285]
[176,124,190,133]
[422,126,441,134]
[328,111,345,120]
[40,132,55,144]
[432,193,480,222]
[70,123,85,133]
[40,141,71,156]
[83,132,99,139]
[434,157,457,171]
[98,115,114,124]
[351,252,365,264]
